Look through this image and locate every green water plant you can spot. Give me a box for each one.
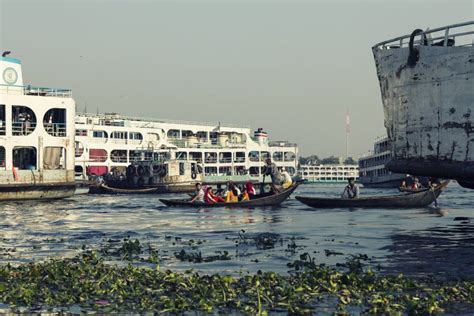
[0,251,473,314]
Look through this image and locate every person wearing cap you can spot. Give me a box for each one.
[263,157,283,192]
[341,177,360,199]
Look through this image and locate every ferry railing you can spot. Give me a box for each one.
[0,125,5,135]
[44,123,67,137]
[219,157,233,163]
[89,155,108,162]
[373,21,474,49]
[12,122,36,135]
[0,84,72,97]
[111,156,128,163]
[234,157,246,163]
[205,158,218,163]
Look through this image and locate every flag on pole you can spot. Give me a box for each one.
[345,109,350,133]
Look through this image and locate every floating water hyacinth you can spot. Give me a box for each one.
[1,251,473,314]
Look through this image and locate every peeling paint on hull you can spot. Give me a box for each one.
[0,183,76,201]
[373,42,474,182]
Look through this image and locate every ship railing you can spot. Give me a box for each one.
[12,122,37,135]
[0,125,5,135]
[268,141,298,147]
[0,84,72,97]
[44,123,67,137]
[373,21,474,49]
[76,112,249,129]
[111,156,128,163]
[89,155,108,162]
[234,157,246,163]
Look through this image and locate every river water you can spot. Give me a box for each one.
[0,183,473,280]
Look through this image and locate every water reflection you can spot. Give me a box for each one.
[0,183,472,278]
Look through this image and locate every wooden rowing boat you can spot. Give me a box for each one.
[93,184,160,194]
[295,181,449,209]
[159,182,300,208]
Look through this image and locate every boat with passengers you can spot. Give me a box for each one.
[0,53,76,201]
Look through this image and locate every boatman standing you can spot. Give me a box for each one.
[263,158,283,192]
[341,177,360,199]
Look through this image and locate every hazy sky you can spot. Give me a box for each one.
[1,0,472,156]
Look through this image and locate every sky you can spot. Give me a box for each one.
[1,0,472,157]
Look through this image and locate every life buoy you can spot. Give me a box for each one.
[153,165,162,174]
[137,165,145,176]
[191,172,197,180]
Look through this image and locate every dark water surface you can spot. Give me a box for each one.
[0,183,473,279]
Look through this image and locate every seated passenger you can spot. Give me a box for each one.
[240,188,250,201]
[225,183,239,203]
[281,168,293,189]
[190,183,205,203]
[205,187,225,204]
[245,181,256,199]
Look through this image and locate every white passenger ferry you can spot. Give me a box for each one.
[74,113,298,184]
[358,136,404,188]
[298,164,358,183]
[0,53,76,200]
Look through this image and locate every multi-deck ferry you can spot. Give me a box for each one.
[298,164,358,183]
[372,22,474,189]
[358,136,405,188]
[74,113,298,184]
[0,54,76,200]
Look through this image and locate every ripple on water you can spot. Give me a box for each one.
[0,183,472,278]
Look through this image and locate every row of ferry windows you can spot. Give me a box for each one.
[0,105,67,137]
[76,129,145,140]
[203,166,296,176]
[359,153,392,168]
[0,146,65,170]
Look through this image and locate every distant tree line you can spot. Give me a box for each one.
[298,155,357,166]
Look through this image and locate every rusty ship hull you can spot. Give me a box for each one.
[372,22,474,188]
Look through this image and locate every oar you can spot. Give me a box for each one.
[260,175,266,194]
[430,186,438,207]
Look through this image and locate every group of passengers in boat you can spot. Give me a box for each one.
[190,181,257,204]
[189,158,294,204]
[400,175,441,190]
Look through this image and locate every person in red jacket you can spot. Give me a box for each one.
[205,186,225,204]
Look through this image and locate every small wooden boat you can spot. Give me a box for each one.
[398,186,424,193]
[296,181,448,209]
[159,183,300,208]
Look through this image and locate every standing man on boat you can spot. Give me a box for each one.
[264,158,283,192]
[341,177,360,199]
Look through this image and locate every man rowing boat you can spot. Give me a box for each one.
[341,177,360,199]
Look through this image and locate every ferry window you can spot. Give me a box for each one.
[249,167,260,177]
[260,151,270,161]
[43,147,65,170]
[196,131,208,142]
[13,146,37,170]
[272,152,283,162]
[248,151,259,162]
[219,166,232,175]
[93,130,108,138]
[75,166,84,177]
[75,129,87,136]
[179,162,185,176]
[75,141,84,157]
[43,108,66,137]
[209,132,218,145]
[235,166,246,175]
[204,166,217,175]
[284,152,296,162]
[176,152,187,160]
[12,106,36,136]
[182,130,193,137]
[111,131,127,139]
[189,152,203,162]
[89,149,107,162]
[129,132,143,141]
[129,150,142,162]
[286,167,296,176]
[219,152,232,163]
[205,152,217,163]
[167,129,180,139]
[0,146,5,169]
[234,152,246,163]
[0,105,5,135]
[111,150,127,163]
